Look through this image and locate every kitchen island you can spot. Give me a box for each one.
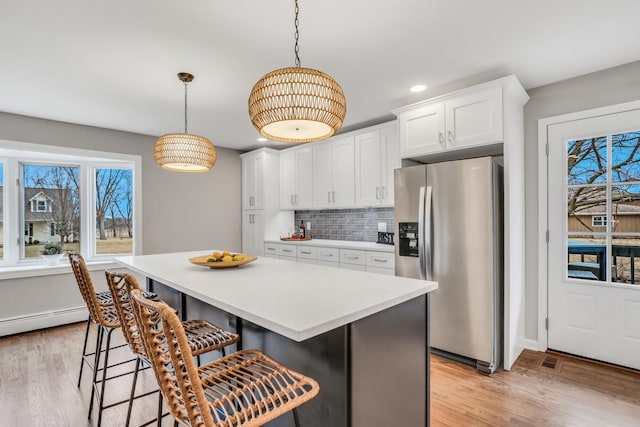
[115,251,437,427]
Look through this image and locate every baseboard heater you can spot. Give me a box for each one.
[0,306,88,337]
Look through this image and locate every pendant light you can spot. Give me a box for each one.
[248,0,346,143]
[155,72,217,172]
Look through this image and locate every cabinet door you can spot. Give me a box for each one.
[280,150,296,210]
[242,152,264,210]
[445,85,503,150]
[295,147,314,209]
[380,124,400,206]
[332,136,355,207]
[242,211,265,256]
[354,130,382,207]
[312,142,333,208]
[399,103,445,158]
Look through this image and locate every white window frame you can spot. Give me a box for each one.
[0,139,142,272]
[592,215,607,227]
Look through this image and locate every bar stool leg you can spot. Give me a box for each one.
[96,327,115,427]
[77,316,92,387]
[89,326,105,419]
[156,390,163,426]
[292,408,301,427]
[125,357,142,427]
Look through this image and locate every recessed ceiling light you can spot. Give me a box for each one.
[257,137,268,142]
[410,84,427,93]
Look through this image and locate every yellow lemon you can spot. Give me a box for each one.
[232,254,244,261]
[222,250,231,257]
[222,255,233,263]
[212,251,222,259]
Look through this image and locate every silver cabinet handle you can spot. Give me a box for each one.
[381,186,386,200]
[283,249,293,253]
[328,191,331,203]
[332,191,336,203]
[376,187,380,200]
[266,247,276,251]
[346,255,359,260]
[372,257,388,263]
[439,132,444,144]
[447,130,453,142]
[321,252,333,257]
[301,251,312,255]
[295,194,299,205]
[251,196,254,206]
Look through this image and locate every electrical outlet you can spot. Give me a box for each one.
[307,222,311,230]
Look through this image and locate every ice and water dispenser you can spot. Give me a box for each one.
[398,222,419,257]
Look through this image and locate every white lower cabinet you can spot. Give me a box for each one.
[263,242,394,274]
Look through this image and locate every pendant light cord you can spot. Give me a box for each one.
[184,80,189,134]
[294,0,300,67]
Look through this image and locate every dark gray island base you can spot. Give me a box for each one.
[149,279,429,427]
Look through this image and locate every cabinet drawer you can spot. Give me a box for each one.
[264,243,287,256]
[365,251,395,269]
[297,246,317,260]
[317,247,339,262]
[339,249,366,266]
[280,246,297,257]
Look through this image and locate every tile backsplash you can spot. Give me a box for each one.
[294,208,394,242]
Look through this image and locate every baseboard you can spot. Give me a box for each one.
[0,306,88,337]
[522,338,543,352]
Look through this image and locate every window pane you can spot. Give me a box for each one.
[567,136,607,185]
[612,236,640,284]
[567,186,607,232]
[612,184,640,232]
[567,236,606,282]
[22,164,80,259]
[95,168,133,255]
[611,131,640,183]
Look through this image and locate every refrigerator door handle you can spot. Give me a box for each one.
[418,186,426,280]
[424,186,433,281]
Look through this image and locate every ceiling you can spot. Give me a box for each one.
[1,1,639,153]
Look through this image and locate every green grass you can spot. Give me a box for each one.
[0,238,133,259]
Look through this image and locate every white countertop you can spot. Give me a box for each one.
[264,239,395,252]
[115,251,436,342]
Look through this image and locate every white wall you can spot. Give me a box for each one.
[0,112,242,335]
[524,60,640,342]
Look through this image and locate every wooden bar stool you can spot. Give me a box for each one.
[129,288,320,427]
[105,271,240,427]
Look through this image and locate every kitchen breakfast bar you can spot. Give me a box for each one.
[114,251,438,427]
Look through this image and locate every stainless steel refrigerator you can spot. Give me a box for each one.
[394,156,503,374]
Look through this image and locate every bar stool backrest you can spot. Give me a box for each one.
[104,271,148,358]
[129,288,206,425]
[68,252,119,328]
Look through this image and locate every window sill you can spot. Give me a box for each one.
[0,260,121,280]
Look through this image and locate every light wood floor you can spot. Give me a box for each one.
[1,323,639,426]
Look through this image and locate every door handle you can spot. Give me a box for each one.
[424,186,433,280]
[418,186,426,280]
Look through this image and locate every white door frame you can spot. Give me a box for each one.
[537,99,640,351]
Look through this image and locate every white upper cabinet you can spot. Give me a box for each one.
[395,81,505,159]
[313,136,355,208]
[242,150,265,210]
[280,146,313,210]
[354,124,399,207]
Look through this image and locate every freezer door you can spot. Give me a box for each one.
[394,165,427,280]
[427,156,500,366]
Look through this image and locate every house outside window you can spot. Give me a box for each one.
[592,216,607,227]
